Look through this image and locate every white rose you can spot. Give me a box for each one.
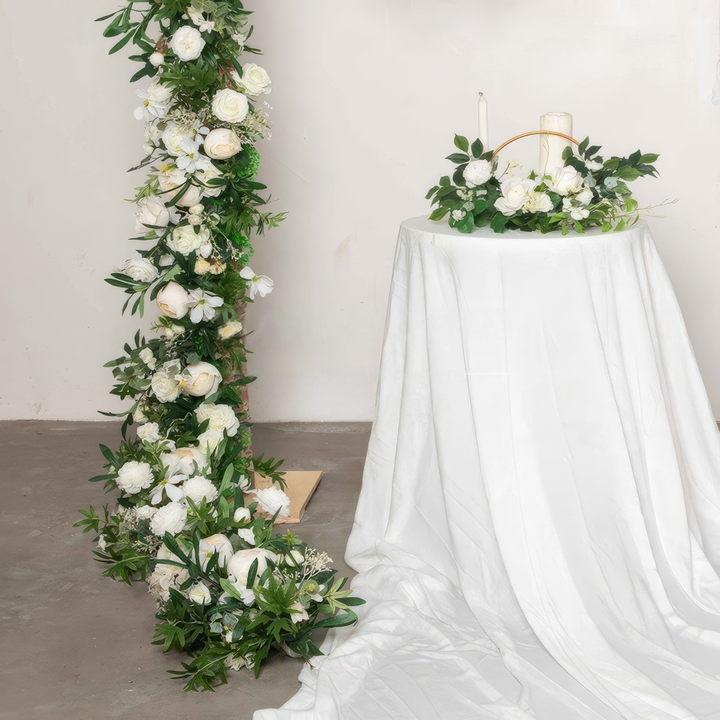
[204,128,242,160]
[233,507,251,523]
[162,122,195,157]
[576,186,593,206]
[158,167,202,207]
[547,166,583,196]
[156,281,191,319]
[196,163,225,197]
[235,63,271,96]
[197,428,224,454]
[167,225,209,256]
[188,582,211,605]
[494,178,536,216]
[195,403,240,436]
[183,475,219,505]
[183,361,222,397]
[170,26,206,62]
[227,548,279,589]
[237,528,256,546]
[212,89,249,124]
[252,486,291,519]
[139,347,156,370]
[122,253,159,283]
[135,195,171,234]
[218,321,244,340]
[522,191,554,214]
[463,160,492,187]
[174,446,207,475]
[137,422,161,443]
[150,501,188,537]
[135,504,158,520]
[151,360,183,403]
[160,450,182,477]
[149,52,164,67]
[198,534,234,570]
[116,461,154,495]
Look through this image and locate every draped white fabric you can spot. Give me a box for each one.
[256,217,720,720]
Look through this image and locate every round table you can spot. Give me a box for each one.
[258,218,720,720]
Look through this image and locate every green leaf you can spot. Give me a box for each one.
[312,611,359,629]
[470,139,484,158]
[639,153,660,164]
[455,213,475,234]
[446,153,470,164]
[453,135,469,153]
[490,213,510,234]
[428,207,450,222]
[109,31,135,55]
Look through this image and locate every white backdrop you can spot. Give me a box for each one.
[2,0,720,421]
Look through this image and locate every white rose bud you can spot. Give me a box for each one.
[116,461,154,495]
[156,281,191,319]
[150,501,188,537]
[218,321,244,340]
[198,534,234,570]
[189,204,204,215]
[233,507,251,523]
[162,323,185,340]
[169,26,206,62]
[204,128,242,160]
[149,52,165,67]
[183,361,222,397]
[139,347,156,370]
[235,63,271,96]
[212,88,249,124]
[176,184,203,208]
[237,528,256,546]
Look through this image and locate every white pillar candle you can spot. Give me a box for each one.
[539,112,573,175]
[478,93,489,151]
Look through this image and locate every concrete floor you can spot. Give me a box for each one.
[0,421,370,720]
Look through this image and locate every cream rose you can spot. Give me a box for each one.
[218,320,244,340]
[150,501,188,537]
[156,281,191,319]
[167,225,209,256]
[227,548,279,589]
[195,403,240,436]
[149,52,164,67]
[204,128,242,160]
[170,26,206,62]
[547,166,583,196]
[116,461,154,495]
[195,257,211,275]
[183,361,222,397]
[158,167,203,207]
[494,178,536,216]
[235,63,271,96]
[122,254,158,283]
[212,89,249,124]
[135,195,171,234]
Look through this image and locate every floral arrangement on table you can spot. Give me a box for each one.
[75,0,362,692]
[427,134,662,235]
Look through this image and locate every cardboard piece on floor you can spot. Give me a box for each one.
[245,471,324,524]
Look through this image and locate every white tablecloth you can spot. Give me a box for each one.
[257,217,720,720]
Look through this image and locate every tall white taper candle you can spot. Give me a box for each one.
[478,93,489,151]
[539,112,573,174]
